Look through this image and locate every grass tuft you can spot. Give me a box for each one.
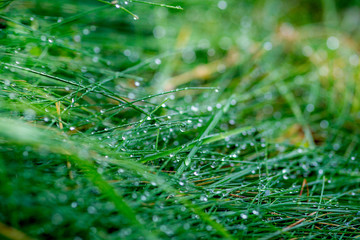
[1,0,360,239]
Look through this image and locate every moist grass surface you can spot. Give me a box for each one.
[1,0,360,239]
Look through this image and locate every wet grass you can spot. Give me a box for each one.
[1,0,360,239]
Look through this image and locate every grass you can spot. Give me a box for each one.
[1,0,360,239]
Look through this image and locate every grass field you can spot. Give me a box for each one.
[1,0,360,239]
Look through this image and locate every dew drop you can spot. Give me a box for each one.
[155,58,162,65]
[327,36,339,50]
[240,213,248,219]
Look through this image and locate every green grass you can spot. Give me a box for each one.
[1,0,360,239]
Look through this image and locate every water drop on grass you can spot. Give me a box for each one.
[87,206,96,214]
[306,104,314,112]
[263,41,272,51]
[155,58,162,65]
[240,213,248,219]
[327,36,339,50]
[218,0,227,10]
[349,54,359,66]
[152,215,159,222]
[320,120,329,129]
[83,28,90,35]
[51,213,63,225]
[200,195,208,202]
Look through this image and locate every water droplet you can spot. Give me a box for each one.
[93,46,101,53]
[349,54,359,66]
[320,120,329,129]
[87,206,96,214]
[327,36,339,50]
[152,215,159,222]
[155,58,161,65]
[82,28,90,35]
[191,106,199,112]
[240,213,248,219]
[217,0,227,10]
[51,213,63,225]
[263,41,272,51]
[200,195,208,202]
[302,45,313,57]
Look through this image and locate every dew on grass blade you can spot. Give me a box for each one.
[200,195,208,202]
[263,41,272,51]
[327,36,339,50]
[240,213,248,219]
[218,0,227,10]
